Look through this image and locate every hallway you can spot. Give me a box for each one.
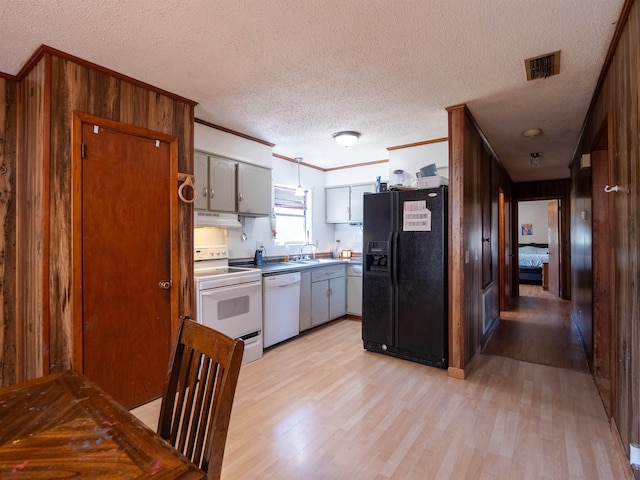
[484,284,589,372]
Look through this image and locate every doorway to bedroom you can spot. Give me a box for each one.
[517,199,559,296]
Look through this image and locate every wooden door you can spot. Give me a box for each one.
[77,117,177,409]
[592,149,613,383]
[547,201,560,297]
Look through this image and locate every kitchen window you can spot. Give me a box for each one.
[273,185,309,244]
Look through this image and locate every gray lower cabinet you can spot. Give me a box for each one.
[309,265,346,328]
[299,271,312,332]
[346,263,363,316]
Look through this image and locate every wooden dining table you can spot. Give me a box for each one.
[0,370,205,479]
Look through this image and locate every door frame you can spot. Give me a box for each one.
[70,112,180,372]
[512,197,566,299]
[498,189,506,311]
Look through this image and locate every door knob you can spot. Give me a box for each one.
[158,280,172,290]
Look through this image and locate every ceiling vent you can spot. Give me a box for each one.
[525,51,561,80]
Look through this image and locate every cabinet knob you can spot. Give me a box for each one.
[203,187,208,198]
[158,280,172,290]
[210,188,214,199]
[238,193,243,202]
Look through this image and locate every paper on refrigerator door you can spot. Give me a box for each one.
[403,200,431,231]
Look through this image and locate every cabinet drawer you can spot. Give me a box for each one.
[311,265,345,282]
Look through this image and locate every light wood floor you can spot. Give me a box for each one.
[132,317,631,479]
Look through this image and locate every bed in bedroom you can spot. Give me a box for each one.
[518,243,549,284]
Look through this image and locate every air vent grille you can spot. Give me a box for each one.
[525,51,561,80]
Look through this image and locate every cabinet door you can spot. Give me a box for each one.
[210,156,236,212]
[347,275,362,316]
[329,275,347,319]
[299,271,312,331]
[193,151,209,210]
[325,186,350,223]
[349,184,375,223]
[311,280,329,326]
[237,163,271,215]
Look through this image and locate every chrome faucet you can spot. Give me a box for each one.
[300,243,315,260]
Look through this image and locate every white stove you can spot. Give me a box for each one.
[194,245,263,365]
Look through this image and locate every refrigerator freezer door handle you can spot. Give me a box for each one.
[391,231,398,286]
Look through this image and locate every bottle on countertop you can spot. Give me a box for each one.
[333,240,340,259]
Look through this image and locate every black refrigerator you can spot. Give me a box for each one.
[362,186,447,368]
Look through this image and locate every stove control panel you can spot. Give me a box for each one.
[194,245,228,261]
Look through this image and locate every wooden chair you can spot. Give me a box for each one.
[158,317,244,479]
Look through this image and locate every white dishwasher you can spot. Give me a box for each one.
[263,272,301,348]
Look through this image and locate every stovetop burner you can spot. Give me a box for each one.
[194,245,261,285]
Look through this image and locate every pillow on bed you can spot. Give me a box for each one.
[519,245,549,255]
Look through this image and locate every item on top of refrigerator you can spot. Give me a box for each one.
[419,163,438,177]
[416,175,448,189]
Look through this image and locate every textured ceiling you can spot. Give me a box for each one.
[0,1,624,181]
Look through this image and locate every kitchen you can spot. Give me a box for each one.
[192,120,450,365]
[1,1,637,475]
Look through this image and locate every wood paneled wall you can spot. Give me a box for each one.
[447,105,512,377]
[0,78,17,386]
[5,47,195,384]
[16,61,47,381]
[512,180,571,300]
[570,0,639,459]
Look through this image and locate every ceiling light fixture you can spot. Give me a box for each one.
[522,128,542,138]
[333,131,360,148]
[294,157,305,196]
[530,152,541,167]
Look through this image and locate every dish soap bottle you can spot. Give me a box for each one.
[333,240,340,259]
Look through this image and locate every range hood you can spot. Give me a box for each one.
[194,211,241,228]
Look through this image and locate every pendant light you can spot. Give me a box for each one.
[294,157,305,196]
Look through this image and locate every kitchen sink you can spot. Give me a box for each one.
[291,258,335,265]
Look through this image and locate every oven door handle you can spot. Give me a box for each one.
[200,280,262,295]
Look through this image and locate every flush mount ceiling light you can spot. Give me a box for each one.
[294,157,305,196]
[522,128,542,138]
[332,131,360,148]
[530,152,541,167]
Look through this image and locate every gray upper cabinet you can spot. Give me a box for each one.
[237,162,272,216]
[325,186,350,223]
[194,151,209,211]
[349,183,374,223]
[209,156,237,212]
[194,150,271,216]
[325,183,375,224]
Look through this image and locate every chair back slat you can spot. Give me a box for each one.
[158,317,244,479]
